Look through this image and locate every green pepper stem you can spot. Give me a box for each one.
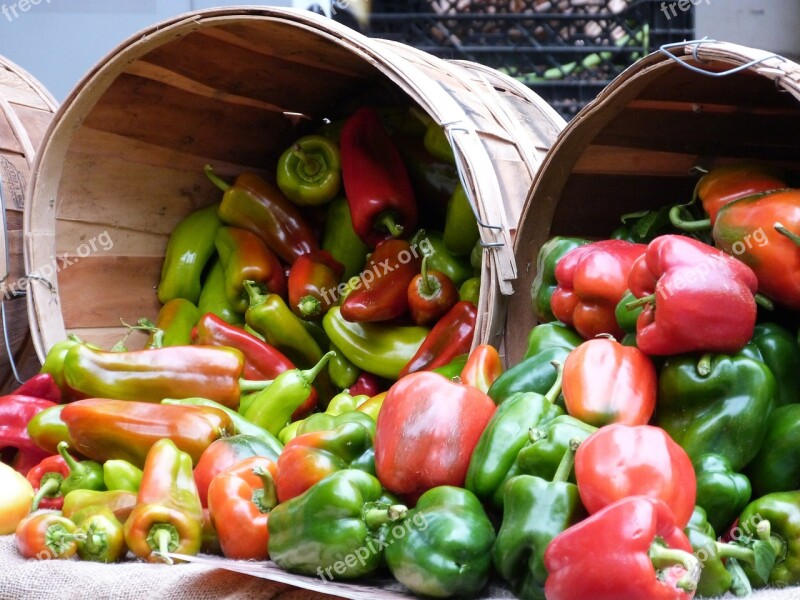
[251,466,278,512]
[57,441,82,475]
[243,280,268,309]
[619,210,650,224]
[31,476,62,512]
[755,293,775,311]
[83,523,109,559]
[757,520,785,560]
[364,505,408,529]
[649,542,701,592]
[544,361,564,405]
[669,204,711,232]
[291,144,321,177]
[148,524,178,565]
[552,438,580,483]
[300,351,335,385]
[238,377,275,393]
[204,164,231,192]
[528,428,547,444]
[696,354,713,377]
[626,294,655,311]
[714,541,759,566]
[297,296,322,318]
[376,213,404,238]
[46,525,86,556]
[419,256,434,296]
[775,222,800,246]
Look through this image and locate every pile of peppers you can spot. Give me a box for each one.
[3,117,800,600]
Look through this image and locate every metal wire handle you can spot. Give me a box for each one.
[659,38,787,77]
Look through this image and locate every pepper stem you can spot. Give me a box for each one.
[57,441,82,475]
[300,351,335,385]
[364,505,408,529]
[669,204,711,232]
[297,295,322,318]
[528,428,547,444]
[775,222,800,246]
[147,524,179,565]
[626,294,655,311]
[714,541,760,565]
[544,361,564,405]
[31,476,62,512]
[755,293,775,311]
[552,438,580,483]
[204,164,231,192]
[696,354,713,377]
[82,523,109,560]
[649,541,701,592]
[757,519,785,560]
[376,213,404,238]
[45,525,86,556]
[243,279,269,309]
[238,377,275,393]
[251,466,278,512]
[419,256,434,296]
[291,144,321,177]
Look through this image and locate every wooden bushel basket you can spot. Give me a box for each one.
[502,40,800,366]
[23,6,564,362]
[0,56,57,392]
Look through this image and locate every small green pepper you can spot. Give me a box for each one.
[523,321,584,360]
[328,343,360,390]
[27,404,72,454]
[197,259,244,326]
[744,404,800,497]
[276,135,341,207]
[71,505,127,563]
[694,453,751,535]
[459,277,481,306]
[740,323,800,408]
[150,298,200,348]
[321,197,369,281]
[431,353,469,380]
[423,121,455,164]
[530,237,590,323]
[443,183,479,257]
[57,441,105,495]
[102,460,143,493]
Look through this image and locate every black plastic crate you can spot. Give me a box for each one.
[363,0,694,120]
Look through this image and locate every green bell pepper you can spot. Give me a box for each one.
[459,277,481,306]
[431,353,469,380]
[738,492,800,587]
[443,183,480,257]
[492,442,585,600]
[102,459,143,493]
[385,486,495,598]
[280,406,376,445]
[656,353,777,471]
[740,323,800,408]
[530,237,590,323]
[57,441,105,495]
[523,321,584,360]
[411,229,473,287]
[693,453,752,535]
[614,290,641,336]
[745,404,800,498]
[196,259,245,326]
[321,196,369,281]
[465,363,564,503]
[268,469,407,580]
[684,506,748,598]
[276,135,341,207]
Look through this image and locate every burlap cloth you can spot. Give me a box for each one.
[2,533,800,600]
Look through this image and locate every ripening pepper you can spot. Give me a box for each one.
[27,454,69,511]
[460,344,503,394]
[124,439,204,563]
[744,404,800,498]
[656,352,776,472]
[411,229,473,287]
[551,239,646,340]
[443,183,480,257]
[289,250,345,320]
[196,259,245,326]
[385,486,496,599]
[38,335,84,403]
[321,196,369,281]
[627,235,759,355]
[693,453,751,535]
[103,459,143,493]
[70,505,127,563]
[407,257,459,326]
[215,226,287,313]
[465,362,564,504]
[61,489,138,523]
[268,469,408,579]
[492,443,585,600]
[0,464,32,535]
[205,165,318,264]
[157,203,222,305]
[15,512,84,560]
[738,492,800,587]
[207,455,277,560]
[340,106,418,247]
[13,373,62,405]
[63,343,245,408]
[149,298,200,348]
[544,496,701,600]
[276,134,341,207]
[741,323,800,408]
[357,392,385,421]
[531,237,590,323]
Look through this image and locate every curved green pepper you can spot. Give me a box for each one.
[443,183,479,257]
[459,277,481,306]
[102,459,143,493]
[321,197,369,281]
[523,321,583,360]
[423,121,455,164]
[489,346,575,405]
[411,229,473,287]
[157,203,222,305]
[694,453,751,535]
[329,343,359,390]
[276,135,341,207]
[27,404,73,454]
[197,259,244,326]
[58,441,105,495]
[39,336,84,401]
[151,298,200,348]
[322,307,429,380]
[530,236,590,323]
[741,323,800,408]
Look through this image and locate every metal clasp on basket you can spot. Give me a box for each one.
[0,171,22,384]
[658,38,787,77]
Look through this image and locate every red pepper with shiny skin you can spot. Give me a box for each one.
[340,239,421,323]
[340,106,418,247]
[0,394,57,464]
[544,496,701,600]
[27,454,70,511]
[399,300,476,378]
[288,250,344,320]
[407,257,459,326]
[627,235,758,355]
[459,344,503,394]
[348,372,384,398]
[13,374,63,404]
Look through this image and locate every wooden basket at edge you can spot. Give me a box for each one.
[24,7,565,361]
[504,41,800,366]
[0,55,57,392]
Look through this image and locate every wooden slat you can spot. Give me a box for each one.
[0,64,51,111]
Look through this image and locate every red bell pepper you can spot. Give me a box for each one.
[288,250,345,319]
[340,106,418,247]
[27,454,70,511]
[374,371,496,503]
[0,394,58,461]
[544,496,701,600]
[207,456,277,560]
[399,300,476,378]
[627,235,758,355]
[574,424,696,528]
[340,239,422,322]
[11,447,52,477]
[562,337,657,427]
[13,374,63,404]
[407,257,459,326]
[550,240,646,340]
[459,344,503,394]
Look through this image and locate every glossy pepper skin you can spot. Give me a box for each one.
[531,237,590,323]
[63,344,245,408]
[443,183,480,257]
[61,398,233,467]
[385,486,496,599]
[124,439,204,563]
[340,239,422,323]
[13,373,62,404]
[492,443,585,600]
[328,342,360,390]
[321,196,369,281]
[62,489,138,523]
[550,239,646,340]
[694,453,751,535]
[57,441,105,495]
[713,189,800,310]
[340,106,418,247]
[683,507,743,598]
[545,496,700,600]
[399,300,476,378]
[744,404,800,498]
[656,352,776,471]
[459,276,481,306]
[103,459,143,493]
[150,298,200,348]
[524,321,583,360]
[627,235,759,355]
[562,337,657,426]
[323,306,428,380]
[741,323,800,408]
[196,259,244,326]
[268,469,406,579]
[157,203,222,305]
[15,512,84,560]
[38,336,84,403]
[460,344,503,394]
[28,454,69,511]
[411,229,473,287]
[288,250,344,320]
[738,492,800,587]
[375,371,496,503]
[71,505,127,563]
[575,424,696,528]
[215,226,286,313]
[0,394,57,460]
[206,165,318,264]
[407,257,459,326]
[276,134,341,207]
[466,363,563,504]
[207,455,277,560]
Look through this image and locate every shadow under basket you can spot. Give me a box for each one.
[24,7,565,362]
[503,41,800,366]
